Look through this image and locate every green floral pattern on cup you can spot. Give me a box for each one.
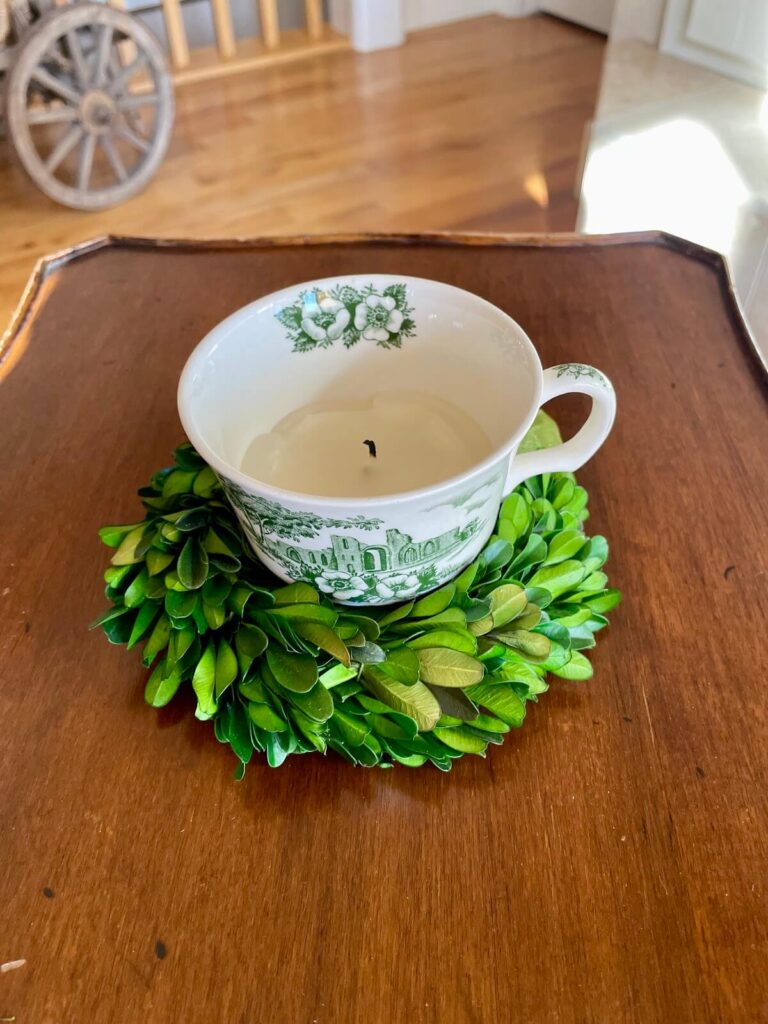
[275,282,415,353]
[554,363,608,386]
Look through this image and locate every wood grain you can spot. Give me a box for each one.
[1,233,766,1024]
[0,14,605,330]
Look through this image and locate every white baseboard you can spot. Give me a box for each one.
[329,0,539,51]
[405,0,538,30]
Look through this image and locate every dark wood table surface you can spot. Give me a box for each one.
[1,233,766,1024]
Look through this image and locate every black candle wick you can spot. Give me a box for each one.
[363,439,377,458]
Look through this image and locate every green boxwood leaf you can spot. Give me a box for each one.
[508,534,548,575]
[266,730,293,767]
[348,640,387,665]
[376,600,415,627]
[453,561,480,594]
[338,614,380,641]
[552,651,594,680]
[127,601,159,649]
[528,560,586,599]
[165,588,197,619]
[193,466,218,498]
[363,667,441,732]
[468,612,495,637]
[270,603,338,626]
[146,549,174,577]
[273,582,320,605]
[203,602,227,630]
[177,537,209,590]
[174,508,210,532]
[471,713,510,734]
[202,575,232,607]
[480,538,514,573]
[227,701,253,764]
[544,530,587,565]
[498,493,530,539]
[162,469,196,497]
[123,569,149,608]
[465,682,527,726]
[410,583,456,618]
[294,621,350,667]
[582,588,621,614]
[415,648,484,688]
[432,725,488,755]
[99,522,142,548]
[492,628,552,659]
[332,708,369,747]
[215,639,238,699]
[518,409,562,452]
[247,700,287,732]
[192,643,217,716]
[144,660,182,707]
[110,526,151,565]
[142,612,172,666]
[169,622,196,664]
[281,681,333,723]
[426,684,478,721]
[266,648,318,693]
[98,607,136,644]
[377,646,420,684]
[406,629,477,655]
[319,663,358,688]
[488,584,528,628]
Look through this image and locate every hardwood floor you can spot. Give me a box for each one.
[0,14,605,328]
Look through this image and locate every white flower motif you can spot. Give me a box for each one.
[301,295,351,344]
[354,294,404,342]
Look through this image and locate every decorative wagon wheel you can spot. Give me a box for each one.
[5,2,173,210]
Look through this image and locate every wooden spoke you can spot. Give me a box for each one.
[44,124,83,173]
[66,28,90,88]
[115,124,150,153]
[109,52,147,95]
[76,132,96,192]
[27,104,79,126]
[116,92,159,110]
[93,23,114,87]
[45,42,74,74]
[30,66,81,106]
[100,136,128,183]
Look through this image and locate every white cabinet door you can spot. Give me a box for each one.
[661,0,768,88]
[539,0,615,33]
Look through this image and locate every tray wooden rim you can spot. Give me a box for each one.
[3,229,765,381]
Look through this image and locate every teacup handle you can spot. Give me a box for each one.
[504,363,616,494]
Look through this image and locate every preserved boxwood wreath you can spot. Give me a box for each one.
[94,414,620,774]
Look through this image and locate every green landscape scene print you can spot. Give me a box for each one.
[275,282,415,353]
[221,479,482,603]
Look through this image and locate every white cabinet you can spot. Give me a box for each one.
[661,0,768,88]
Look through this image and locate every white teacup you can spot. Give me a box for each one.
[178,275,615,605]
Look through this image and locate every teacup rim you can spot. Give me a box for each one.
[177,273,544,508]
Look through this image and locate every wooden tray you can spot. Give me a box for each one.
[1,232,766,1024]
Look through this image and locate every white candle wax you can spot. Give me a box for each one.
[240,390,492,497]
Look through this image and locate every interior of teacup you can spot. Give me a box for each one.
[178,275,542,496]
